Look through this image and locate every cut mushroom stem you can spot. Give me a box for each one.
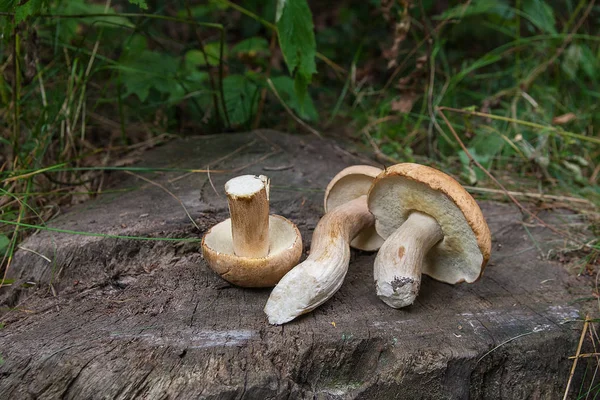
[225,175,270,258]
[374,211,443,308]
[264,195,374,325]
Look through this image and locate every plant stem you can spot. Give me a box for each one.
[438,106,600,145]
[185,1,223,130]
[12,26,21,160]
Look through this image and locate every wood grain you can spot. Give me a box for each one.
[0,131,595,399]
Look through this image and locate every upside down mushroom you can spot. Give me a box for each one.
[368,163,491,308]
[264,165,383,325]
[201,175,302,287]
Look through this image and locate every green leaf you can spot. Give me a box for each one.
[128,0,147,9]
[0,234,9,253]
[123,34,148,55]
[293,73,309,112]
[185,42,227,67]
[222,75,260,126]
[562,44,581,80]
[55,0,135,29]
[232,37,270,55]
[271,76,318,121]
[458,147,493,184]
[118,50,180,102]
[434,0,511,20]
[15,0,47,23]
[0,0,17,13]
[579,45,598,81]
[276,0,316,105]
[522,0,556,34]
[176,0,228,18]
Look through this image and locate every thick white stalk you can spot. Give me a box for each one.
[225,175,270,258]
[374,211,443,308]
[265,195,374,325]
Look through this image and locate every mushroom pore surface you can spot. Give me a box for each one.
[203,215,297,258]
[324,166,383,251]
[202,215,302,287]
[369,176,484,284]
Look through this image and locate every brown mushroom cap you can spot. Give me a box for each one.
[201,215,302,287]
[324,165,384,251]
[368,163,491,284]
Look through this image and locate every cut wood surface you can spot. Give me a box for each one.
[0,131,594,399]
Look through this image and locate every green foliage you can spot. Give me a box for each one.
[562,44,597,81]
[187,42,227,67]
[222,75,260,126]
[118,50,181,102]
[14,0,47,23]
[127,0,147,9]
[276,0,317,105]
[0,0,48,25]
[522,0,556,34]
[434,0,510,20]
[232,37,270,56]
[271,76,317,121]
[0,234,9,256]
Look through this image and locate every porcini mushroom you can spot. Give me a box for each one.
[201,175,302,287]
[368,163,491,308]
[264,165,383,325]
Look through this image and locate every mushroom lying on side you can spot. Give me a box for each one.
[202,175,302,287]
[368,163,491,308]
[264,165,383,325]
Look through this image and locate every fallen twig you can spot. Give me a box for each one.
[563,315,590,400]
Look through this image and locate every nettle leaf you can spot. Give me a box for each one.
[232,37,270,55]
[276,0,316,105]
[271,76,317,121]
[222,75,260,126]
[128,0,147,9]
[522,0,556,34]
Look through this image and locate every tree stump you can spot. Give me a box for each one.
[0,131,594,399]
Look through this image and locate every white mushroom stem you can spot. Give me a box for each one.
[264,195,374,325]
[374,211,443,308]
[224,175,270,258]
